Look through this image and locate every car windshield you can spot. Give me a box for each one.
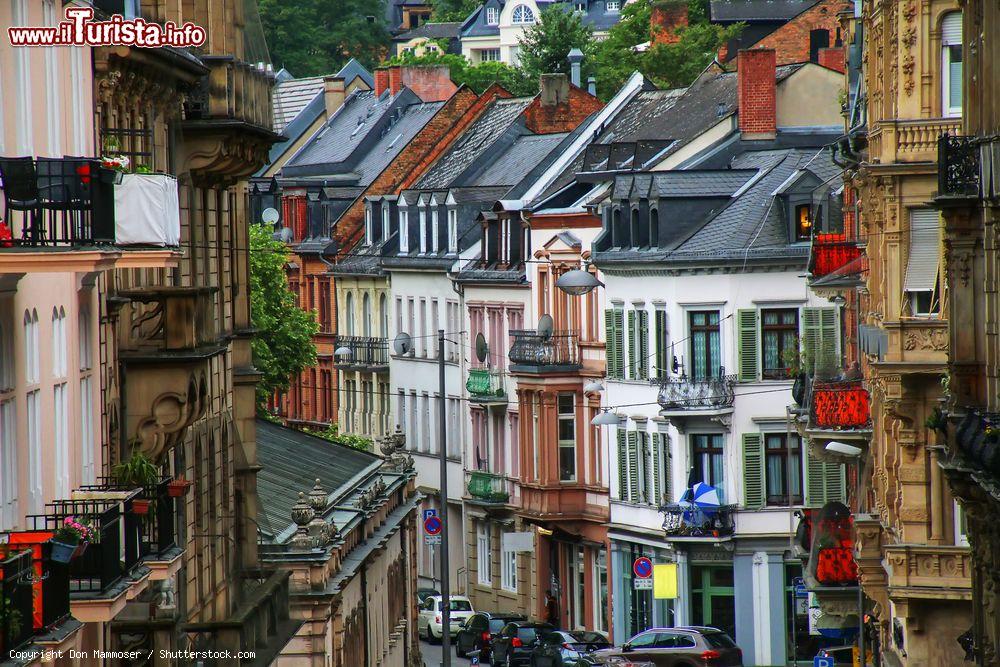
[516,626,551,642]
[703,632,737,649]
[440,600,472,611]
[490,618,518,632]
[566,631,607,644]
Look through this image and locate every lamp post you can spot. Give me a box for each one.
[826,440,865,667]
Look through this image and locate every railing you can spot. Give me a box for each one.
[101,127,154,170]
[657,369,736,411]
[117,286,220,355]
[895,118,961,156]
[334,336,389,367]
[509,330,580,368]
[0,549,34,655]
[660,504,737,539]
[78,478,177,558]
[810,380,871,429]
[938,134,981,198]
[954,410,1000,473]
[466,471,512,504]
[184,56,274,132]
[466,368,507,401]
[809,233,865,278]
[0,157,116,247]
[0,536,73,638]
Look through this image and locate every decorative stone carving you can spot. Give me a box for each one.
[290,492,315,552]
[903,327,948,351]
[307,479,336,545]
[380,426,414,472]
[133,371,209,462]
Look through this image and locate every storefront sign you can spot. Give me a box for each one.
[653,563,678,599]
[502,531,534,552]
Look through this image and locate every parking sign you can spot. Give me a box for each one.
[814,657,835,667]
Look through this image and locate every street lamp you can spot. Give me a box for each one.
[555,269,603,296]
[584,380,605,394]
[591,410,621,426]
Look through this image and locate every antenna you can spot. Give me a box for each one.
[475,332,489,364]
[538,314,554,342]
[393,332,412,356]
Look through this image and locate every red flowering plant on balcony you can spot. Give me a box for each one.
[808,502,858,586]
[811,380,870,429]
[809,233,864,278]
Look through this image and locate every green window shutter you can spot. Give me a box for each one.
[801,307,839,376]
[638,310,649,380]
[804,442,835,507]
[737,309,759,382]
[617,429,628,501]
[627,430,639,503]
[825,461,846,504]
[605,309,616,378]
[609,309,624,379]
[639,432,651,503]
[651,432,661,505]
[742,433,765,509]
[627,310,636,379]
[654,310,667,379]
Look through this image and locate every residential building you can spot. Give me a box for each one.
[387,0,434,34]
[711,0,847,65]
[393,22,464,58]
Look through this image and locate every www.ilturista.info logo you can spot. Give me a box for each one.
[8,7,206,48]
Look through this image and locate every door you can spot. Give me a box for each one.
[646,632,697,667]
[623,630,660,665]
[690,566,736,639]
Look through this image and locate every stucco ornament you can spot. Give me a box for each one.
[380,425,414,472]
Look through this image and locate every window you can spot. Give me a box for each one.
[761,308,798,379]
[692,434,724,488]
[362,293,372,337]
[795,203,812,242]
[365,206,373,245]
[575,1,586,11]
[629,208,640,248]
[501,539,517,592]
[649,208,659,247]
[764,433,802,505]
[431,209,439,252]
[511,4,535,23]
[419,209,427,253]
[605,307,625,379]
[653,309,668,378]
[942,13,963,116]
[477,522,492,584]
[689,311,721,380]
[345,293,355,335]
[558,393,576,481]
[485,5,498,24]
[479,48,501,62]
[904,209,941,317]
[399,209,409,253]
[380,294,389,337]
[0,316,16,529]
[382,204,390,241]
[500,218,511,264]
[627,308,649,380]
[448,209,458,253]
[606,0,620,10]
[52,307,68,497]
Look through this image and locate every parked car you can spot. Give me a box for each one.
[530,630,611,666]
[580,627,743,667]
[455,612,527,661]
[492,621,556,666]
[417,587,440,604]
[417,595,475,643]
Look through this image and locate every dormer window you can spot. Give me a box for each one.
[486,6,498,24]
[500,217,511,264]
[629,208,640,249]
[512,5,535,24]
[795,204,812,242]
[448,209,458,253]
[575,2,586,12]
[605,0,620,12]
[381,204,390,241]
[399,209,409,253]
[365,206,373,246]
[431,209,440,252]
[419,208,427,253]
[649,208,659,247]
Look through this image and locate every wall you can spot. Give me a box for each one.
[746,0,851,66]
[775,64,845,128]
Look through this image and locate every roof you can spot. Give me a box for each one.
[393,21,462,41]
[709,0,819,22]
[255,419,380,541]
[273,76,326,135]
[470,133,568,187]
[462,0,623,37]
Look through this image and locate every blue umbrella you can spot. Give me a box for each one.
[690,482,723,508]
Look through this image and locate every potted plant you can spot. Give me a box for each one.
[112,448,160,517]
[167,476,193,498]
[51,516,94,563]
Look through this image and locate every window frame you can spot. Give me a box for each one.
[794,203,812,242]
[485,5,498,24]
[511,4,535,24]
[399,209,409,253]
[688,310,721,380]
[365,205,373,245]
[477,522,492,585]
[941,13,963,117]
[448,209,458,253]
[763,432,803,506]
[760,307,799,380]
[606,0,620,11]
[558,393,577,482]
[691,433,724,488]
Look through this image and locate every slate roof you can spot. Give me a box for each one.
[273,76,326,135]
[710,0,819,21]
[416,97,534,188]
[610,169,757,200]
[470,133,568,187]
[354,102,444,185]
[393,21,463,41]
[461,0,622,37]
[285,90,396,168]
[256,419,380,541]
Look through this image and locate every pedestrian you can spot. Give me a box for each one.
[544,590,560,628]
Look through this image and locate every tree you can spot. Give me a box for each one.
[259,0,391,76]
[430,0,480,21]
[249,223,319,408]
[518,6,595,83]
[386,50,537,96]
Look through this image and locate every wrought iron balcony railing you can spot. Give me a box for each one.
[0,157,116,248]
[938,134,981,198]
[808,233,865,278]
[466,368,507,401]
[810,379,871,430]
[466,470,512,504]
[78,477,178,559]
[657,369,736,411]
[660,504,737,539]
[0,548,34,655]
[335,336,389,368]
[509,330,580,369]
[0,535,73,650]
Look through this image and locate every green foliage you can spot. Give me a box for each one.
[517,6,595,83]
[431,0,480,21]
[249,224,319,408]
[259,0,391,76]
[304,423,376,452]
[112,448,160,489]
[592,0,742,100]
[386,51,537,96]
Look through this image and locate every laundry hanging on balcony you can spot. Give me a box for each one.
[114,173,181,246]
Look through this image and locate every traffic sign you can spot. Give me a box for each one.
[422,508,438,522]
[813,657,834,667]
[633,556,653,579]
[425,534,441,546]
[633,577,653,590]
[424,515,443,536]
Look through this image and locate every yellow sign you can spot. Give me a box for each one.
[653,563,677,599]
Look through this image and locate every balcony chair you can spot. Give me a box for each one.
[0,156,42,244]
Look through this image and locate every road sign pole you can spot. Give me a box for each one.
[438,330,451,667]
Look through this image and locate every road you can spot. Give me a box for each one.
[419,637,478,666]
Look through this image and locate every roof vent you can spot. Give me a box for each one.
[716,102,727,118]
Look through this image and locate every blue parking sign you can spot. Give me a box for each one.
[814,657,835,667]
[422,508,437,522]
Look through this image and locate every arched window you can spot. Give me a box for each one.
[629,208,640,248]
[345,293,355,336]
[649,208,659,247]
[362,293,372,337]
[612,208,621,247]
[512,4,535,24]
[942,12,963,117]
[380,294,389,337]
[52,306,66,377]
[23,309,38,384]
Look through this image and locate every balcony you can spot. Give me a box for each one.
[466,368,507,404]
[0,548,34,657]
[518,482,609,524]
[656,370,736,430]
[937,133,982,200]
[810,380,871,430]
[334,335,389,371]
[868,117,961,164]
[117,286,221,359]
[808,234,867,293]
[509,330,581,373]
[465,471,513,506]
[184,56,274,133]
[883,545,971,599]
[659,504,737,541]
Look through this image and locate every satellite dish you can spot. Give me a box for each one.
[393,332,412,356]
[476,333,489,364]
[275,226,293,243]
[261,207,279,224]
[538,314,554,342]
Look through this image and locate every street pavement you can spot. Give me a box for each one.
[419,637,477,666]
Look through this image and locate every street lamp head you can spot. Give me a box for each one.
[556,269,603,296]
[584,380,605,393]
[334,346,353,359]
[591,410,621,426]
[826,441,863,457]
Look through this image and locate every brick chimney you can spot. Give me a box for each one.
[737,49,776,140]
[388,65,403,96]
[650,1,688,46]
[539,73,570,107]
[374,67,390,96]
[400,65,458,102]
[323,75,346,118]
[524,73,604,134]
[817,47,846,74]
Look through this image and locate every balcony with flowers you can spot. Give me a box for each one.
[808,232,866,291]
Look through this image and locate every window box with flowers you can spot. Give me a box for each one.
[51,517,96,564]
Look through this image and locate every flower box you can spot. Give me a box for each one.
[167,478,192,498]
[113,173,181,246]
[131,499,151,516]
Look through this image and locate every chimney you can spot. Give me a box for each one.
[400,65,459,102]
[817,47,846,74]
[388,65,403,96]
[323,75,346,117]
[374,67,390,96]
[567,48,584,88]
[539,73,570,107]
[587,76,597,96]
[650,1,688,45]
[737,49,776,140]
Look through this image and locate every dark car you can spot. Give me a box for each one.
[492,621,556,667]
[455,612,527,661]
[417,587,440,604]
[582,626,743,667]
[530,630,610,666]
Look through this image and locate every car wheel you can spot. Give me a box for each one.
[456,640,465,659]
